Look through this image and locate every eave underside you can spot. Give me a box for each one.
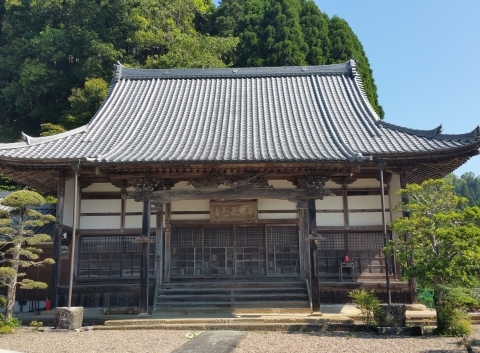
[1,148,477,194]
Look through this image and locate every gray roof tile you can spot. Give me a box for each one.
[0,60,478,164]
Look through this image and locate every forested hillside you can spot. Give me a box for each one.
[0,0,382,141]
[444,172,480,207]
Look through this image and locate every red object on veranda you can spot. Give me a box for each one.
[343,252,350,264]
[45,298,51,311]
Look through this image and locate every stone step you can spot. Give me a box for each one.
[157,292,308,300]
[155,301,310,309]
[161,280,305,289]
[155,279,309,310]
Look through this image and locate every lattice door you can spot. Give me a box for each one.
[171,225,298,277]
[235,226,266,276]
[266,226,299,275]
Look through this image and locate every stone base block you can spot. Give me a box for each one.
[375,304,406,327]
[54,307,84,329]
[373,325,424,336]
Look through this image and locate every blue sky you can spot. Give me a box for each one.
[317,0,480,177]
[214,0,480,177]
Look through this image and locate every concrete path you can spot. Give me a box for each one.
[171,331,247,353]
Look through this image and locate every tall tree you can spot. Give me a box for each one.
[388,179,480,335]
[0,190,55,320]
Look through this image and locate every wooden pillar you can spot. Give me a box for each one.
[378,159,392,305]
[297,201,309,281]
[138,196,151,315]
[163,202,172,282]
[308,199,320,313]
[400,171,417,303]
[53,173,65,308]
[153,205,164,310]
[120,187,126,232]
[67,161,80,308]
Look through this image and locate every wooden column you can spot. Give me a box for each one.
[378,159,392,305]
[163,202,172,282]
[400,171,417,303]
[53,173,65,308]
[153,205,164,310]
[308,199,320,312]
[120,187,126,232]
[297,201,309,281]
[67,161,80,308]
[138,195,151,315]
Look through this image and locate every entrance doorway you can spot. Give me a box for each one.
[170,224,299,277]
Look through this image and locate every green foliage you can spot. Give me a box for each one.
[29,320,43,329]
[61,77,109,129]
[444,172,480,207]
[0,174,20,191]
[0,314,21,334]
[0,190,55,320]
[348,289,381,325]
[433,286,477,336]
[40,123,65,137]
[144,34,238,69]
[2,190,45,208]
[388,179,480,334]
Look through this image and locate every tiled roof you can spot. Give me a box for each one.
[0,60,478,164]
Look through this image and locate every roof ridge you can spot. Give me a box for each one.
[115,61,354,80]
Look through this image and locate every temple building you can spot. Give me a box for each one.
[0,60,478,311]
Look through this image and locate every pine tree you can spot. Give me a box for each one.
[0,191,55,319]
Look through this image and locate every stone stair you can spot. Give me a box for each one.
[154,278,310,310]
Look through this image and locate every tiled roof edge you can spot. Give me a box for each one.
[378,121,480,141]
[0,126,88,150]
[115,61,354,80]
[436,125,480,141]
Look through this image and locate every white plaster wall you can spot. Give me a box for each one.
[171,181,195,190]
[125,215,157,229]
[81,199,121,213]
[80,216,120,229]
[82,183,120,192]
[171,214,210,221]
[317,213,344,227]
[348,178,381,189]
[126,199,143,212]
[348,195,389,210]
[316,197,343,210]
[389,173,403,221]
[258,199,296,211]
[268,180,296,188]
[63,178,75,227]
[325,181,341,189]
[349,212,391,226]
[171,200,210,212]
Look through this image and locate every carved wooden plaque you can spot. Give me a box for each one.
[210,200,258,223]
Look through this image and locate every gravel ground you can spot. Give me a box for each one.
[0,327,479,353]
